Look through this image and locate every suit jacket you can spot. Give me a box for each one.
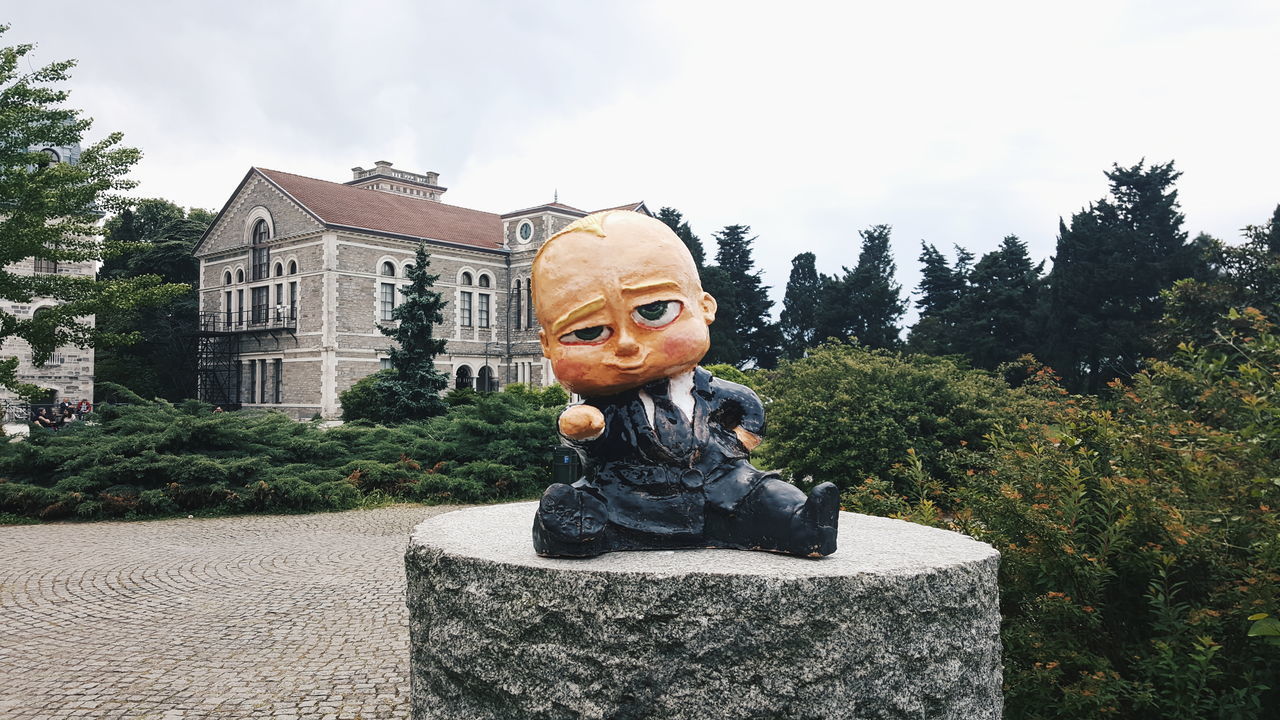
[560,366,767,537]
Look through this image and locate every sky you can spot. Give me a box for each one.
[8,1,1280,324]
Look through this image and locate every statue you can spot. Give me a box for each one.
[530,211,839,558]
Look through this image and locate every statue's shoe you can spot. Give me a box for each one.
[532,483,610,558]
[790,481,839,557]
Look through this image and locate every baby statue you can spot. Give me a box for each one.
[531,210,839,558]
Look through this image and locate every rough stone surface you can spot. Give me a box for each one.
[0,504,459,719]
[406,502,1003,720]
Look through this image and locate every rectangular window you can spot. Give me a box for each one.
[289,281,298,319]
[526,283,534,328]
[275,283,284,320]
[273,359,283,404]
[380,282,396,321]
[514,283,522,330]
[247,361,256,403]
[461,291,473,327]
[258,359,267,405]
[251,286,269,324]
[224,291,232,326]
[479,293,490,328]
[34,258,58,274]
[380,358,393,370]
[236,289,245,326]
[252,247,270,281]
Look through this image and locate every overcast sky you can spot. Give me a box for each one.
[9,1,1280,323]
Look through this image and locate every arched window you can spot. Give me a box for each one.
[478,366,497,393]
[288,260,297,274]
[478,274,491,288]
[274,262,284,278]
[251,220,270,280]
[381,261,396,276]
[236,269,245,283]
[223,271,232,286]
[461,272,473,286]
[403,264,413,277]
[455,365,473,390]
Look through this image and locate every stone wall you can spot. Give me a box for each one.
[0,256,97,406]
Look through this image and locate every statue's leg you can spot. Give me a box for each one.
[532,483,612,558]
[707,470,839,557]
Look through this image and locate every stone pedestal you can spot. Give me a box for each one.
[405,502,1002,720]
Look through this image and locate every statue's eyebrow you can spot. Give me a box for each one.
[551,296,606,337]
[620,280,682,297]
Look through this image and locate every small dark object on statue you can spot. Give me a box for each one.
[529,211,839,559]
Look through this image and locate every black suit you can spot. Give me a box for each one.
[534,366,835,557]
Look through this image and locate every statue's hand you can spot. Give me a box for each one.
[734,426,762,452]
[560,405,606,441]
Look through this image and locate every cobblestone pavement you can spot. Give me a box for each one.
[0,505,464,719]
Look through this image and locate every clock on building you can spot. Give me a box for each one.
[518,221,533,242]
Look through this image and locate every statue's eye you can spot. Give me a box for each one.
[559,325,612,344]
[632,300,681,328]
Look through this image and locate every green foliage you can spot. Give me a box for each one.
[756,342,1047,493]
[656,206,705,269]
[339,369,396,422]
[368,244,450,421]
[701,224,782,369]
[815,225,905,350]
[0,391,559,520]
[702,363,756,390]
[779,252,821,359]
[831,314,1280,718]
[0,26,187,392]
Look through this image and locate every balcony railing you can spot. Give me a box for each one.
[200,307,297,334]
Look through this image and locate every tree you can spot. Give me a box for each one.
[0,27,184,395]
[656,206,705,269]
[701,224,781,368]
[779,252,821,358]
[816,225,905,349]
[949,236,1043,369]
[95,199,213,400]
[1040,160,1204,392]
[906,242,970,355]
[364,243,450,422]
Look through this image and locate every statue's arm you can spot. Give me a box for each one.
[559,403,605,443]
[709,377,766,451]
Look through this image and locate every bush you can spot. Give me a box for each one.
[756,341,1050,493]
[338,369,396,422]
[835,315,1280,718]
[0,390,560,521]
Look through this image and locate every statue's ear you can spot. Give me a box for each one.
[539,328,551,359]
[701,292,717,325]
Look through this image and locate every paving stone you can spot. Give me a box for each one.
[0,504,458,719]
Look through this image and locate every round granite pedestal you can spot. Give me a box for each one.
[405,502,1001,720]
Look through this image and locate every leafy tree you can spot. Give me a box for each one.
[701,225,781,368]
[0,26,184,395]
[657,206,705,269]
[779,252,821,359]
[816,225,905,349]
[1040,160,1204,392]
[950,236,1043,369]
[366,244,450,421]
[95,199,213,400]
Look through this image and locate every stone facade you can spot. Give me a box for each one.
[194,163,648,419]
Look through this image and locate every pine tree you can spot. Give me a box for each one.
[657,206,705,269]
[0,27,185,395]
[372,244,450,421]
[1266,203,1280,256]
[702,225,781,368]
[816,225,905,349]
[1040,160,1205,392]
[907,242,969,355]
[779,252,821,358]
[951,236,1043,369]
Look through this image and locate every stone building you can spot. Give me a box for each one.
[0,142,96,413]
[193,161,648,419]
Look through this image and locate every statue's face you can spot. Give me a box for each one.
[534,214,717,396]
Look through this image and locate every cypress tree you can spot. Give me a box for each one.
[657,206,705,269]
[702,225,781,368]
[818,225,904,348]
[907,242,969,355]
[951,236,1043,369]
[373,244,450,420]
[1040,160,1202,392]
[779,252,821,358]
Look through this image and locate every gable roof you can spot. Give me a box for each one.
[256,168,505,251]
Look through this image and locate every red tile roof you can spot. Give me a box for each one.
[258,168,505,251]
[593,201,648,214]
